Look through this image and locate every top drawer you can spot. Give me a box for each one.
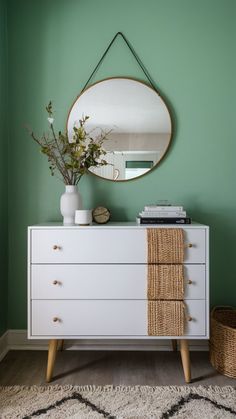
[30,227,206,264]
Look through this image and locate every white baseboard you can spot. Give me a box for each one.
[0,330,209,360]
[0,331,8,362]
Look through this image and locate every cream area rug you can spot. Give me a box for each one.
[0,385,236,419]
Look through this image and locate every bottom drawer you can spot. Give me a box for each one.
[31,300,206,337]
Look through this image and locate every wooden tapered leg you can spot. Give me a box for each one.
[171,339,177,351]
[179,339,191,383]
[57,339,64,351]
[46,339,58,382]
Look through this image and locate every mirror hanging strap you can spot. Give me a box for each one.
[81,31,158,93]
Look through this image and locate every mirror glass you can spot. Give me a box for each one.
[67,78,172,181]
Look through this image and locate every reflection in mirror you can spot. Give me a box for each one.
[67,78,172,181]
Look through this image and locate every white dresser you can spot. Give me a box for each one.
[28,222,209,382]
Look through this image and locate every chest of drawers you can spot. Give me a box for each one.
[28,222,209,382]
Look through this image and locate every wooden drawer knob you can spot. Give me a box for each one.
[52,280,59,285]
[188,316,193,322]
[53,245,60,250]
[187,280,193,285]
[53,317,60,322]
[185,243,193,248]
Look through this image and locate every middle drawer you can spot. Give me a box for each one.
[31,264,206,300]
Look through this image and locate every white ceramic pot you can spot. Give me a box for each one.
[60,185,82,225]
[75,209,93,226]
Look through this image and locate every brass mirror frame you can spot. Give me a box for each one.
[66,77,173,182]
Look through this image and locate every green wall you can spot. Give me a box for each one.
[6,0,236,329]
[0,0,8,335]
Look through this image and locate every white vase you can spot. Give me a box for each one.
[60,185,82,225]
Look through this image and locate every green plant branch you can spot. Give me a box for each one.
[43,134,71,184]
[28,102,109,185]
[50,123,72,184]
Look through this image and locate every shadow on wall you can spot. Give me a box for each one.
[187,203,236,308]
[82,173,129,221]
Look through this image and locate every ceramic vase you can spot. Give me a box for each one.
[60,185,82,225]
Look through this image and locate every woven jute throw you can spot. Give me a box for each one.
[147,264,184,300]
[148,300,185,336]
[147,228,184,264]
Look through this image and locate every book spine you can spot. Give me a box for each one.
[140,217,191,224]
[140,211,186,217]
[144,206,183,211]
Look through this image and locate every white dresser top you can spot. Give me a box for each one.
[29,221,208,229]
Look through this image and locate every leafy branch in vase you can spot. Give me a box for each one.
[28,101,109,185]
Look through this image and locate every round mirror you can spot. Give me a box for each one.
[67,77,172,181]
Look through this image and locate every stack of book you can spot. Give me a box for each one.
[137,204,191,224]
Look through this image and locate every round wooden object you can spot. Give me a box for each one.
[92,207,111,224]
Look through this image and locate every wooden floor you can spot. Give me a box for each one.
[0,350,235,386]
